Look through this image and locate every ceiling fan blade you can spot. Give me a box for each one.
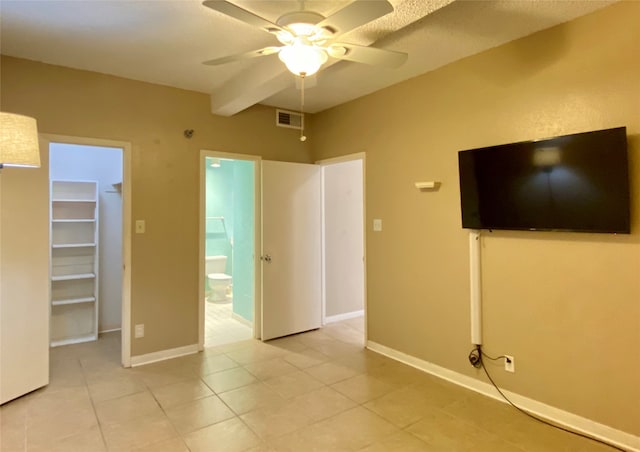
[329,43,407,68]
[317,0,393,36]
[203,46,281,66]
[202,1,285,34]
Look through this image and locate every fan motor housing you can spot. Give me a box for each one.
[277,11,324,28]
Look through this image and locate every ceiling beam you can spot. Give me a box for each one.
[209,56,293,116]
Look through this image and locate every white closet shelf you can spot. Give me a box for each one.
[51,273,96,281]
[52,243,96,249]
[52,296,96,306]
[50,179,100,348]
[51,334,97,347]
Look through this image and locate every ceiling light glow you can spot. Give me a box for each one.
[279,42,328,77]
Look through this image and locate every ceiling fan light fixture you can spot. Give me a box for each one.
[279,43,328,77]
[287,22,319,37]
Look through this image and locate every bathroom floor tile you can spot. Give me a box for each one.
[204,301,253,348]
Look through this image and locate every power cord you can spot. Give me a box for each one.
[468,345,627,452]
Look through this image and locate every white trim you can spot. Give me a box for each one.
[325,310,364,324]
[469,229,482,345]
[315,152,366,166]
[320,166,327,325]
[130,343,198,367]
[41,134,132,368]
[366,341,640,452]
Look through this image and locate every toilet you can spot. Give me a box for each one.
[205,255,232,303]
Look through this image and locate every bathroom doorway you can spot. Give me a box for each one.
[199,151,259,348]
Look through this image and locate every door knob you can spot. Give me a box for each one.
[262,254,272,263]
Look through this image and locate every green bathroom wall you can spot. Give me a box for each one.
[205,159,233,273]
[231,160,255,322]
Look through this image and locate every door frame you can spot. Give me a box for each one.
[41,134,133,367]
[198,150,262,350]
[316,152,367,341]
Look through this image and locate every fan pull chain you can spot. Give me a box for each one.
[300,73,307,142]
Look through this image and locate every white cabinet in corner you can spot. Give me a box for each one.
[50,180,99,347]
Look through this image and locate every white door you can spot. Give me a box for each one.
[261,160,321,341]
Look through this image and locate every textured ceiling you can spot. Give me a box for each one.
[0,0,616,116]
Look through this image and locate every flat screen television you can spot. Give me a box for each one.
[458,127,630,233]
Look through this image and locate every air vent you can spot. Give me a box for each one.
[276,109,303,130]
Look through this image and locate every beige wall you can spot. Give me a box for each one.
[0,56,312,356]
[311,1,640,436]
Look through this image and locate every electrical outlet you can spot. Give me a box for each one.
[134,324,145,338]
[504,355,515,373]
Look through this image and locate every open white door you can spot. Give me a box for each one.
[261,160,321,341]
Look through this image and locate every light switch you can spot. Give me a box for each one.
[136,220,146,234]
[373,219,382,232]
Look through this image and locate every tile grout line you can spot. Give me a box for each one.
[80,358,110,452]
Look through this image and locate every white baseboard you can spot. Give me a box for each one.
[367,341,640,452]
[130,343,199,367]
[325,309,364,324]
[232,312,253,328]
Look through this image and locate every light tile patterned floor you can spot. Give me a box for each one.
[0,317,613,451]
[205,300,253,348]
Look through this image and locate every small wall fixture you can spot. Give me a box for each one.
[0,112,41,169]
[415,181,440,190]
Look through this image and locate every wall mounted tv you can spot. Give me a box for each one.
[458,127,630,234]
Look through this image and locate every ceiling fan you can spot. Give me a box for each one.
[202,0,408,77]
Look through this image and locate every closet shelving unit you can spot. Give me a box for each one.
[50,180,99,347]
